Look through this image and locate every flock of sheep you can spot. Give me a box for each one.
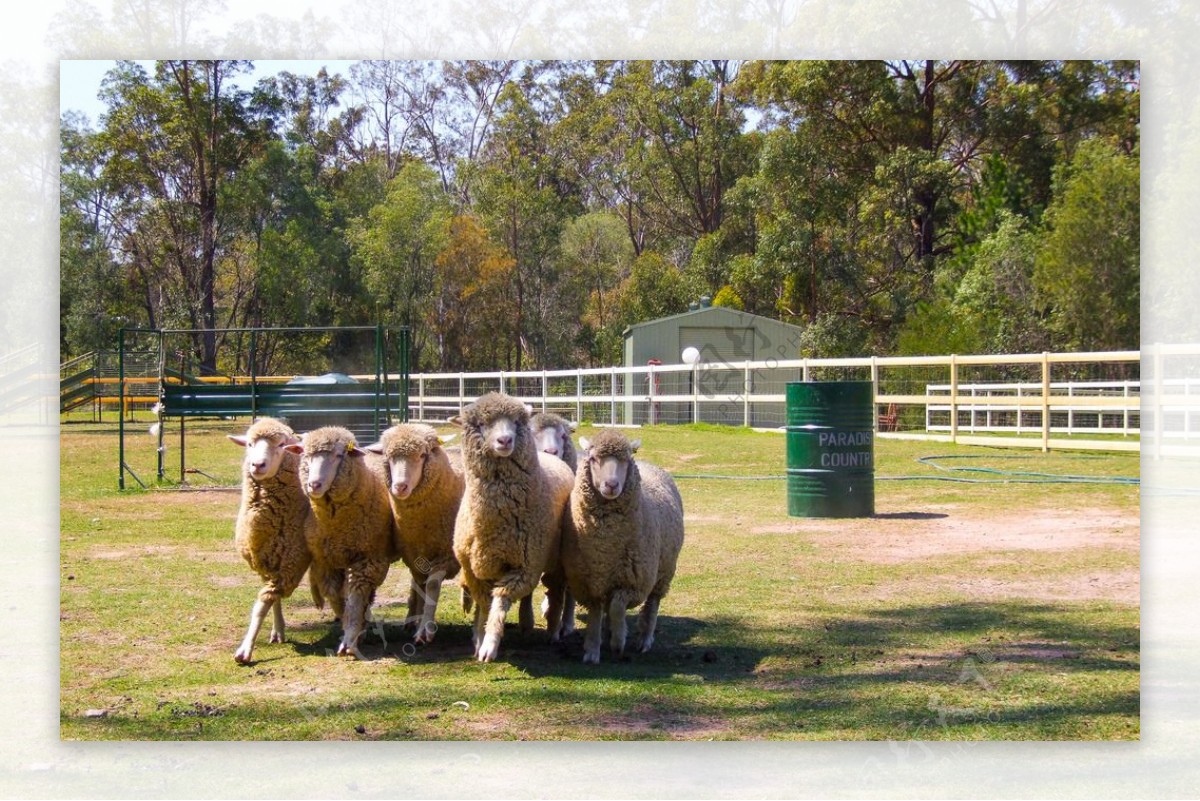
[229,392,686,666]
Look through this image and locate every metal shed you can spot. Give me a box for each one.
[622,302,805,426]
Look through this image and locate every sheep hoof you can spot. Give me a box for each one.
[233,648,252,665]
[413,625,435,646]
[636,635,654,653]
[582,649,601,665]
[269,632,284,644]
[476,634,501,662]
[336,642,363,660]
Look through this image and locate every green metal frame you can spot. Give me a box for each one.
[118,325,411,489]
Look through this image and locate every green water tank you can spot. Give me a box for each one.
[785,381,875,518]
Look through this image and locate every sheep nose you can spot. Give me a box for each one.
[392,481,409,497]
[545,446,559,456]
[251,460,267,472]
[307,479,324,493]
[602,479,619,494]
[495,435,513,449]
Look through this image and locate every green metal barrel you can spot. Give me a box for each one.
[785,381,875,518]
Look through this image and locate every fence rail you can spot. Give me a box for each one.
[63,346,1200,455]
[399,350,1170,453]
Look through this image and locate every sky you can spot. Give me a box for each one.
[60,59,359,124]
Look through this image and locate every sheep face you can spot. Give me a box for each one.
[364,425,453,500]
[532,418,574,459]
[288,434,364,500]
[580,435,642,500]
[229,420,299,482]
[454,393,532,462]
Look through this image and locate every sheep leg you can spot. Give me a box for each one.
[608,592,632,657]
[234,593,275,664]
[406,574,426,631]
[476,594,512,663]
[543,584,564,643]
[636,594,661,653]
[471,591,487,654]
[269,597,286,644]
[337,587,368,659]
[338,567,384,659]
[518,594,535,636]
[413,573,442,645]
[561,590,577,638]
[582,603,605,664]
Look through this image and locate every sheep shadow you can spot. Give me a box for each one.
[501,613,768,682]
[872,511,949,520]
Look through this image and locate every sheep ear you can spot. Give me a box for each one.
[438,434,458,445]
[568,421,578,432]
[579,436,591,452]
[283,442,305,455]
[447,415,463,428]
[362,442,384,455]
[629,438,642,452]
[228,434,249,447]
[524,403,534,415]
[345,443,366,459]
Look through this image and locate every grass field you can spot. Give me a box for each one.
[59,420,1139,741]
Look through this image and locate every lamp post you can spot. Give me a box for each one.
[682,346,701,424]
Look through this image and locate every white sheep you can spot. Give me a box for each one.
[530,411,580,635]
[530,411,578,470]
[562,428,685,664]
[451,393,574,662]
[228,418,312,664]
[364,424,463,645]
[285,426,397,659]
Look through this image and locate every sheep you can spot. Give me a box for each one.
[530,411,578,470]
[530,411,580,635]
[363,424,463,645]
[228,418,313,664]
[285,426,397,659]
[451,392,575,662]
[561,428,685,664]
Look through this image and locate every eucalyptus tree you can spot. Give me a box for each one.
[95,59,274,373]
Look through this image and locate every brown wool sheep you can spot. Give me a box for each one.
[562,428,685,664]
[365,424,464,645]
[286,426,397,659]
[451,393,574,662]
[228,418,313,664]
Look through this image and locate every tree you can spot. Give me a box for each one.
[559,211,634,364]
[350,161,453,370]
[1034,138,1139,351]
[97,60,273,372]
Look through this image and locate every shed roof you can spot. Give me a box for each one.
[622,305,802,338]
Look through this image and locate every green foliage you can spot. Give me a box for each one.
[1034,139,1140,351]
[59,59,1140,368]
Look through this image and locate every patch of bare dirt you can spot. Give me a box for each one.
[754,506,1137,564]
[941,569,1140,605]
[593,704,732,740]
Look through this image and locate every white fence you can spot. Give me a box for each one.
[401,349,1186,453]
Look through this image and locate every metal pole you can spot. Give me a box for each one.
[118,328,126,490]
[157,330,166,482]
[374,323,384,438]
[249,329,258,421]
